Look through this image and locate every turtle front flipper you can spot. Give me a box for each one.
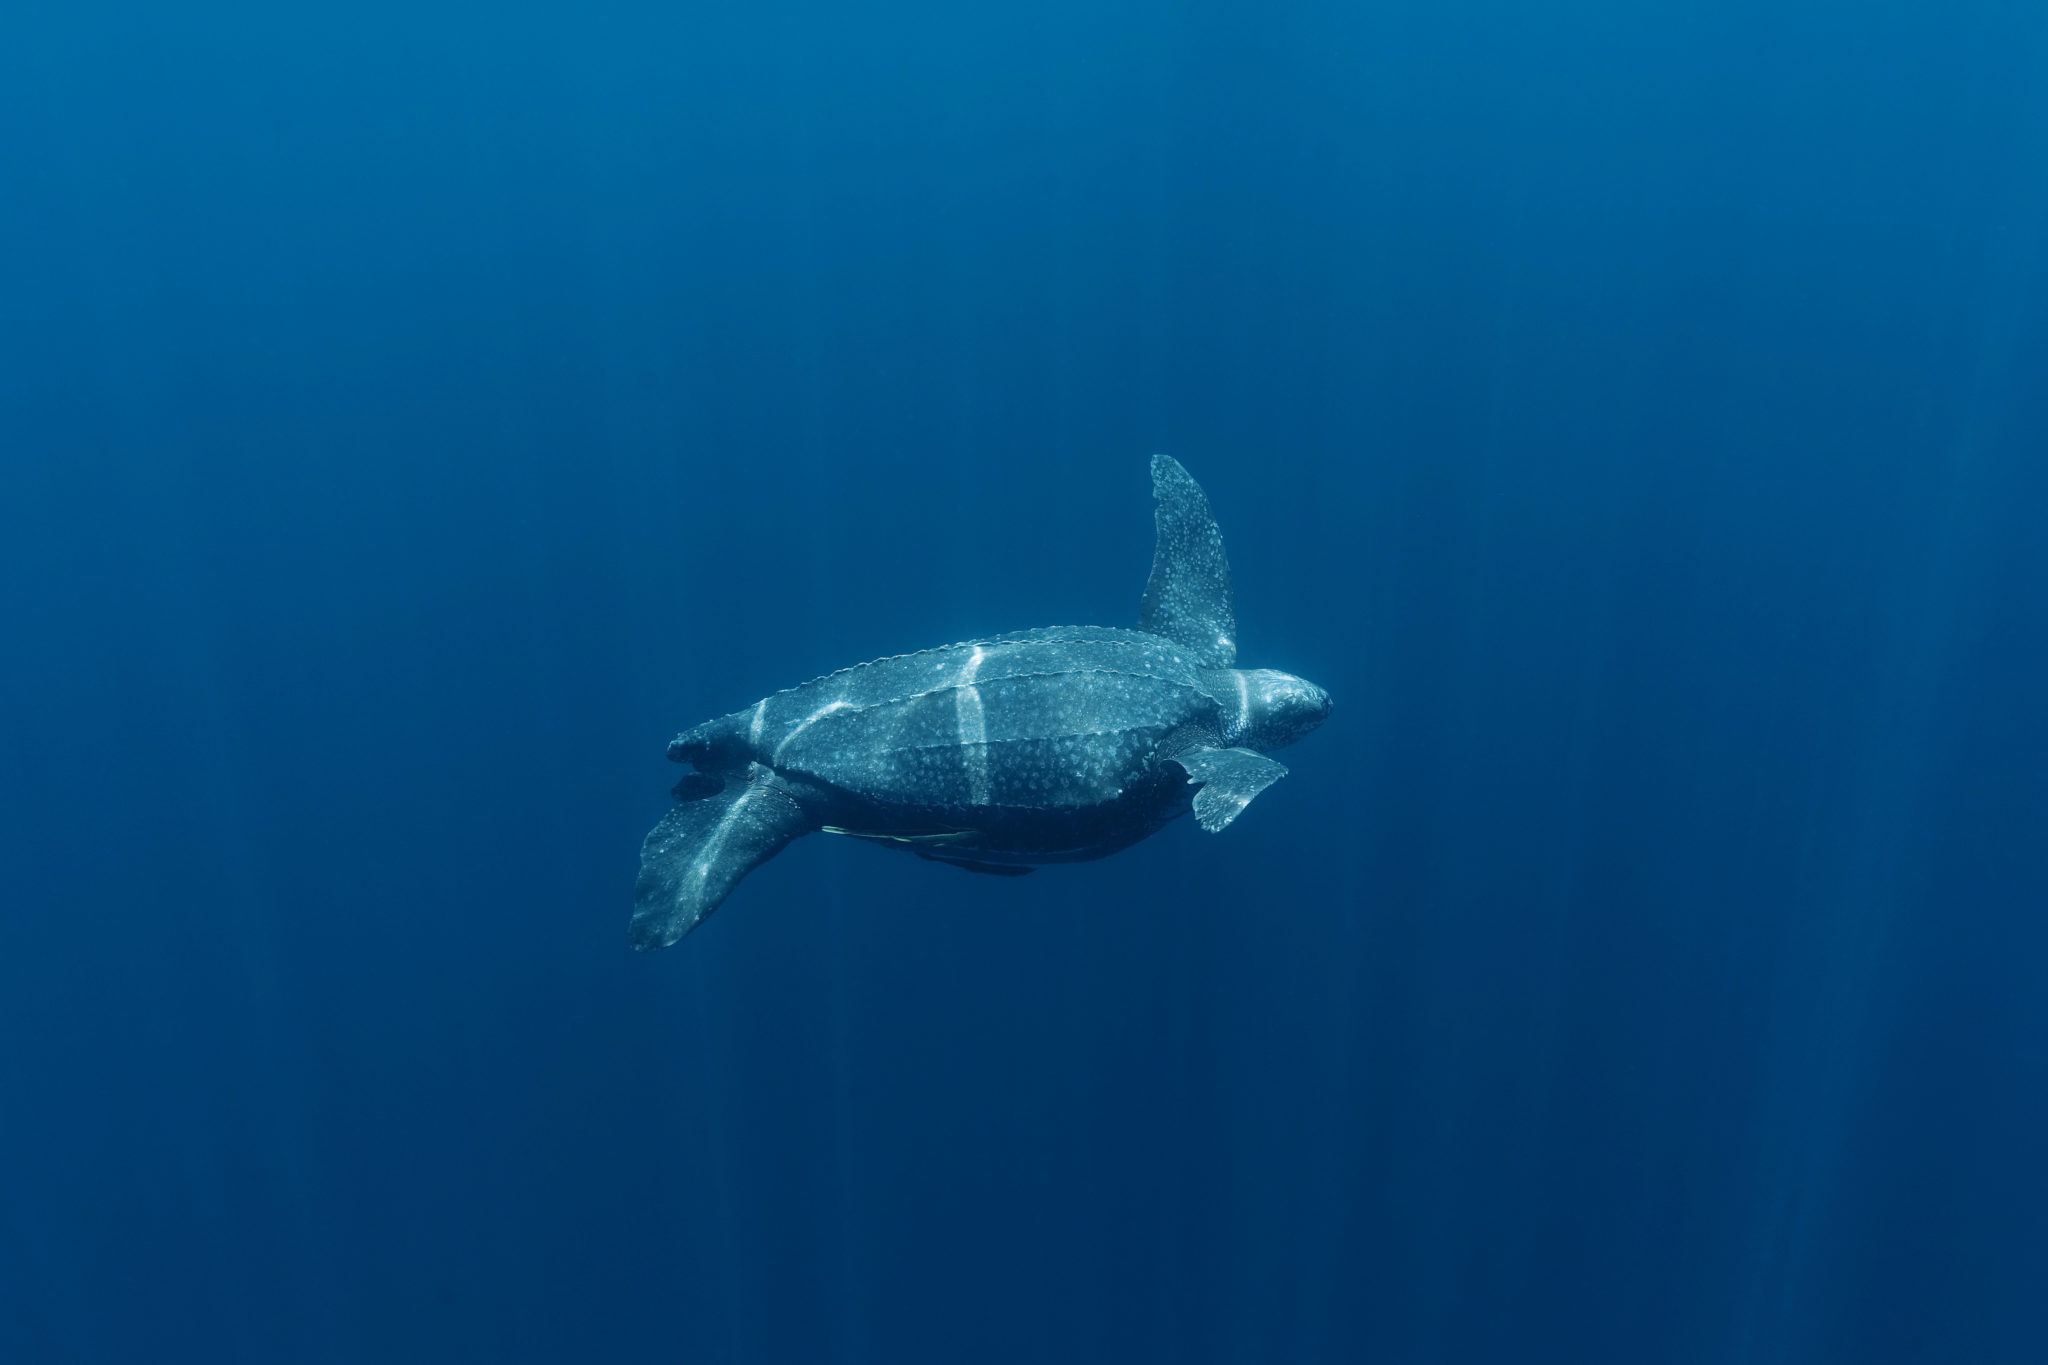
[1171,746,1288,832]
[631,763,814,950]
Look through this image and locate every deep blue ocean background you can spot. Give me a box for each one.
[4,3,2046,1361]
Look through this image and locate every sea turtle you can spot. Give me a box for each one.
[631,455,1331,950]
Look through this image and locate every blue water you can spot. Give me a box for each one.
[4,3,2045,1361]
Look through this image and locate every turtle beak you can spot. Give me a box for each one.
[1303,682,1333,731]
[1256,673,1331,748]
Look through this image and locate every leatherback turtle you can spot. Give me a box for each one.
[631,455,1331,950]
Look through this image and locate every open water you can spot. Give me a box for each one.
[3,2,2045,1361]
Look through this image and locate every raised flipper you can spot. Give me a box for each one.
[1171,745,1288,832]
[631,763,814,950]
[1138,455,1238,667]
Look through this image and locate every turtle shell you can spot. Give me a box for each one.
[745,626,1224,813]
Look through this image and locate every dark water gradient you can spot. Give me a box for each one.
[3,2,2045,1361]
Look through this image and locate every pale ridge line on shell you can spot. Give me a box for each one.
[835,727,1177,758]
[756,627,1188,703]
[764,669,1215,729]
[955,645,990,805]
[772,699,852,762]
[798,792,1156,816]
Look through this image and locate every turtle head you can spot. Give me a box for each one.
[1214,668,1332,751]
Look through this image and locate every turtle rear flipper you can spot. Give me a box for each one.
[631,764,814,950]
[1171,746,1288,832]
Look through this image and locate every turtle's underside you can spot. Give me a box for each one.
[631,456,1331,951]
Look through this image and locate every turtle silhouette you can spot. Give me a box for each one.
[631,455,1331,950]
